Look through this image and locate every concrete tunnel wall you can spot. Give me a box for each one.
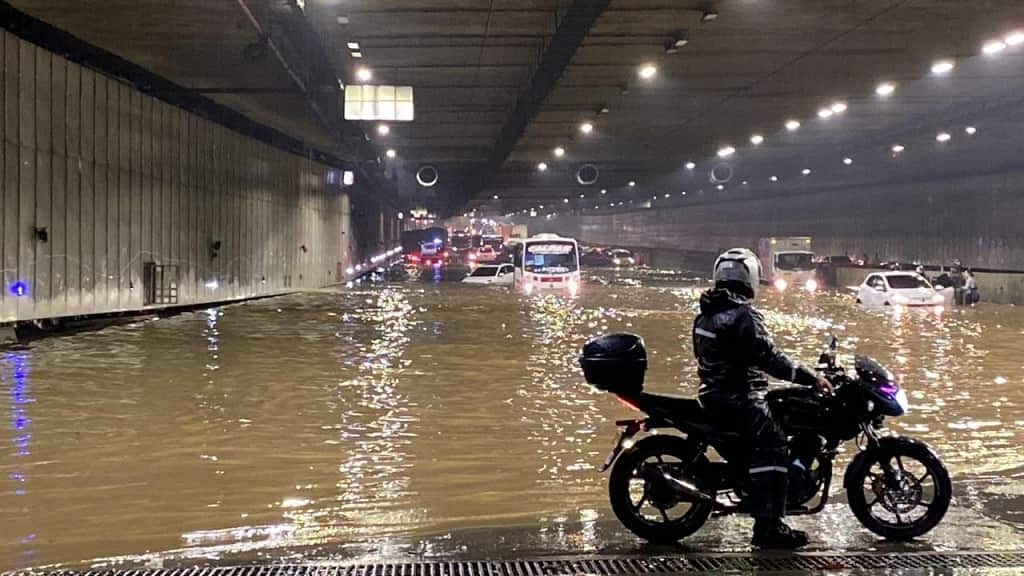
[0,30,372,323]
[567,169,1024,272]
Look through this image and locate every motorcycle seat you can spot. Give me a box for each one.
[633,392,739,438]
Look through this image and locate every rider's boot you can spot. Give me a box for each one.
[751,518,809,549]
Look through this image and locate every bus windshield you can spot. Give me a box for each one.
[524,242,578,273]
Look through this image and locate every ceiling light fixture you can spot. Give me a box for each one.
[717,145,736,158]
[830,101,848,114]
[700,6,719,21]
[936,132,951,142]
[716,184,724,190]
[785,119,801,131]
[628,180,637,187]
[377,124,390,136]
[875,82,896,97]
[347,41,360,50]
[750,134,764,145]
[579,193,585,198]
[801,168,811,175]
[982,40,1007,56]
[563,198,569,203]
[817,107,833,119]
[351,52,363,58]
[600,189,607,194]
[580,122,594,134]
[965,126,977,135]
[639,64,658,79]
[1006,30,1024,46]
[553,146,565,157]
[931,59,955,75]
[685,161,696,170]
[843,157,853,165]
[355,67,372,82]
[770,176,779,182]
[891,144,905,153]
[537,162,548,172]
[493,194,500,200]
[385,148,396,158]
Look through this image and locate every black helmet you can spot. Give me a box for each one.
[713,248,761,298]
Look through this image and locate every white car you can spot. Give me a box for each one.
[462,264,514,286]
[856,272,948,308]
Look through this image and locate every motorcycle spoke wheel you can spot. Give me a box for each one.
[627,454,698,524]
[863,458,932,526]
[609,436,713,543]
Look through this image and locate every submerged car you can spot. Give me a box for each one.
[462,264,514,286]
[857,272,950,308]
[609,249,636,267]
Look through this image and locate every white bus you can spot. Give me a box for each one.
[513,234,581,296]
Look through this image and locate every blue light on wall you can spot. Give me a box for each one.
[8,281,28,297]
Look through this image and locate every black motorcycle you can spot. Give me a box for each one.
[580,333,951,543]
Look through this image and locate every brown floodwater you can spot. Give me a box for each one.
[2,268,1023,570]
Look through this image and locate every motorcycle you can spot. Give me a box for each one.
[579,333,951,543]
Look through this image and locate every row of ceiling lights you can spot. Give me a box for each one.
[511,22,1019,219]
[707,27,1021,167]
[534,62,659,174]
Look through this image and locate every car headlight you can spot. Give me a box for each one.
[804,279,818,292]
[628,257,635,264]
[774,278,788,291]
[612,258,621,265]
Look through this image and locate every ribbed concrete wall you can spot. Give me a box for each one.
[574,170,1024,271]
[1,31,356,323]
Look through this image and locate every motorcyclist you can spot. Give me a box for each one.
[692,248,833,549]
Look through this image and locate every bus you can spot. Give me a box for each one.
[513,234,581,296]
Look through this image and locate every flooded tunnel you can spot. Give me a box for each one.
[1,1,1024,574]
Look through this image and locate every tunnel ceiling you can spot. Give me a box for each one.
[8,0,1024,215]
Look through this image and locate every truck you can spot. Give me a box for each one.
[757,237,818,292]
[510,224,528,240]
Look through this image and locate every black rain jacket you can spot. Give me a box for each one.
[692,288,818,395]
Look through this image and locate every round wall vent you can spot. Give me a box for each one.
[416,165,439,187]
[576,164,599,185]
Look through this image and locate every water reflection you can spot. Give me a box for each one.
[0,269,1021,569]
[3,351,35,564]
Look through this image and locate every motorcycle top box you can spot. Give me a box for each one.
[579,333,647,395]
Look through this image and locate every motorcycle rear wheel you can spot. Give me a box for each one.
[846,439,952,540]
[609,435,713,543]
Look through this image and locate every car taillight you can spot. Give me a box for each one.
[407,254,421,263]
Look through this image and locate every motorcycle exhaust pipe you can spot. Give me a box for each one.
[662,472,714,502]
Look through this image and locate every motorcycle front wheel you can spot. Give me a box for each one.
[846,439,952,540]
[608,435,713,543]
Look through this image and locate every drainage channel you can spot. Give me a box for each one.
[12,552,1024,576]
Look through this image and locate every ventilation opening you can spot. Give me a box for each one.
[143,263,179,306]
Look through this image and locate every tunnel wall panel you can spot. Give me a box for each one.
[576,170,1024,272]
[0,31,358,323]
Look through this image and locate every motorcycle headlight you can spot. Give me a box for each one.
[895,388,909,413]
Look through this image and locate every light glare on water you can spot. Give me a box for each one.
[1,269,1022,570]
